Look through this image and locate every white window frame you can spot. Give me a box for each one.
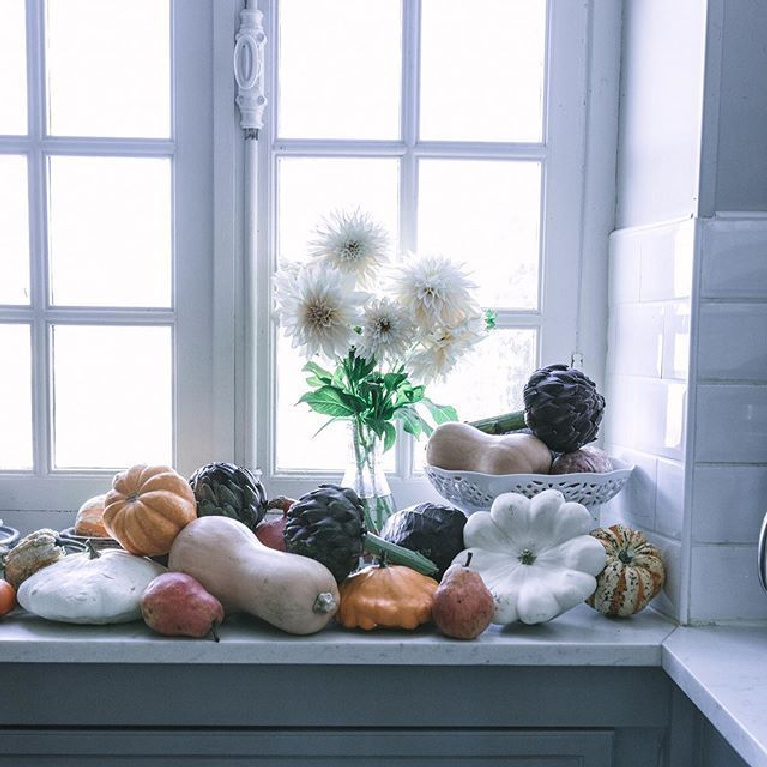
[252,0,617,507]
[0,0,242,523]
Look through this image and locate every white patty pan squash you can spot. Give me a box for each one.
[17,549,166,625]
[456,489,607,625]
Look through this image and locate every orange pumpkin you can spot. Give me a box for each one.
[75,493,110,537]
[337,564,438,631]
[104,464,196,556]
[0,580,16,616]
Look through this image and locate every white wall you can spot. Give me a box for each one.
[614,0,706,229]
[609,0,767,623]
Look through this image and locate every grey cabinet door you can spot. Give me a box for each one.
[0,729,614,766]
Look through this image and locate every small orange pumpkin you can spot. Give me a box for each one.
[104,464,196,556]
[0,580,17,616]
[337,564,438,631]
[75,493,110,537]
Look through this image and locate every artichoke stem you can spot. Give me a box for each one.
[364,533,439,578]
[468,410,526,435]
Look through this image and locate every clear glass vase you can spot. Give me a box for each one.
[341,419,396,534]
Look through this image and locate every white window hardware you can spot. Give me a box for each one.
[234,6,268,135]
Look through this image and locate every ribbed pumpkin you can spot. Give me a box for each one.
[103,464,197,556]
[337,564,438,631]
[587,525,665,616]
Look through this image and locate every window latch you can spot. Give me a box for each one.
[234,7,267,137]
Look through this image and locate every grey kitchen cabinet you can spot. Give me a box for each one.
[0,664,672,766]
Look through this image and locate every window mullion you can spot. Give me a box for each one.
[25,0,50,478]
[397,0,420,480]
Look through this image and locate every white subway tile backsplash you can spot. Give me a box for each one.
[689,544,767,622]
[601,445,658,530]
[700,220,767,298]
[645,532,682,621]
[662,301,691,380]
[607,376,687,460]
[697,303,767,381]
[612,304,664,378]
[608,229,642,305]
[656,459,686,539]
[639,219,695,301]
[692,465,767,543]
[694,384,767,462]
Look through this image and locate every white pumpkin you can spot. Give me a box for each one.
[455,489,607,625]
[18,549,166,625]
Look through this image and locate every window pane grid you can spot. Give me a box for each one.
[269,0,548,477]
[0,0,177,475]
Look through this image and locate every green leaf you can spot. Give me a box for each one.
[302,360,333,383]
[298,386,356,417]
[396,407,426,439]
[421,398,458,425]
[382,421,397,452]
[382,371,408,391]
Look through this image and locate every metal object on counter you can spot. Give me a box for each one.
[759,511,767,593]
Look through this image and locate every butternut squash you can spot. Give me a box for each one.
[426,422,552,475]
[168,516,339,635]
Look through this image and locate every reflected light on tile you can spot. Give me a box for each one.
[673,220,694,298]
[665,384,686,452]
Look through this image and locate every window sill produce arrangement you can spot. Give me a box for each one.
[0,449,664,639]
[271,208,494,533]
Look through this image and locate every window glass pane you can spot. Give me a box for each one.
[416,328,537,471]
[277,157,399,265]
[0,155,30,305]
[46,0,170,138]
[0,324,33,470]
[420,0,546,142]
[48,156,171,307]
[52,325,172,469]
[418,160,541,310]
[275,334,395,473]
[0,0,27,135]
[278,0,401,139]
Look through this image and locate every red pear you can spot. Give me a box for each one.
[141,572,224,640]
[433,563,495,640]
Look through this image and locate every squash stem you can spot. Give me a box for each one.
[363,533,438,578]
[468,410,526,435]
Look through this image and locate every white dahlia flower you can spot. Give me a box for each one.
[309,209,389,288]
[408,313,486,383]
[273,263,365,359]
[389,253,478,329]
[356,297,415,365]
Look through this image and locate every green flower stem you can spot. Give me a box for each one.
[364,533,439,578]
[468,410,526,435]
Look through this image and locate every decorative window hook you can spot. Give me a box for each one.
[234,7,267,136]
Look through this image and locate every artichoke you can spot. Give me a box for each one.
[469,364,605,454]
[188,462,267,531]
[523,364,605,453]
[284,484,439,583]
[284,485,366,584]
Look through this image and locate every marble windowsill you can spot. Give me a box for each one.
[0,602,673,666]
[2,605,767,767]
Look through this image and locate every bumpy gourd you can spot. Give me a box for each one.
[587,525,665,616]
[3,529,66,589]
[426,422,552,475]
[336,564,438,631]
[455,489,607,625]
[104,464,197,557]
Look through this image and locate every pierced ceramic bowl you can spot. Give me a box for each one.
[424,458,634,517]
